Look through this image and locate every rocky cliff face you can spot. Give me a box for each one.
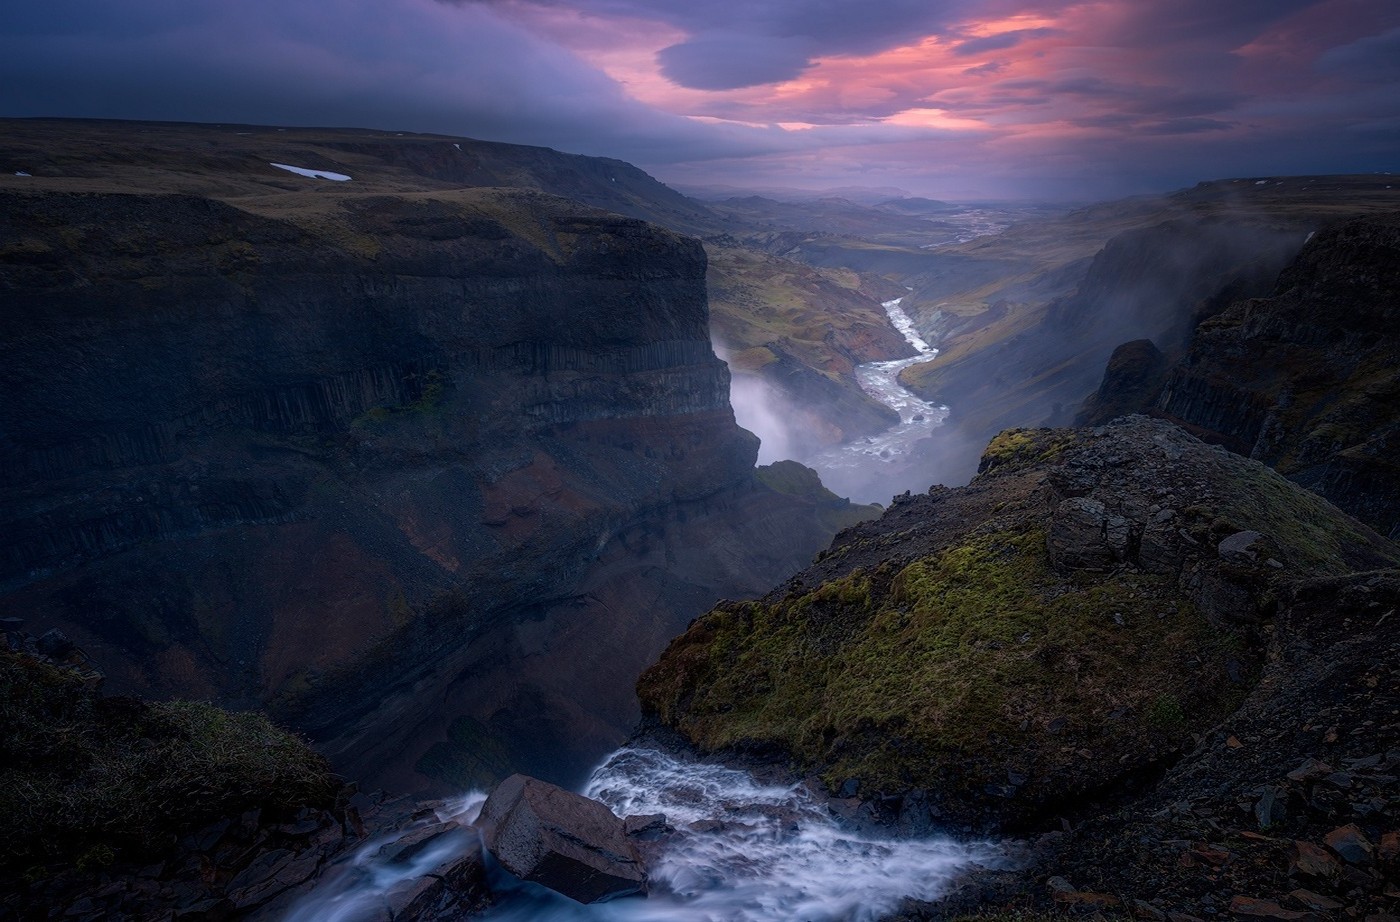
[901,216,1308,446]
[0,179,860,791]
[638,417,1400,831]
[895,177,1400,486]
[1151,213,1400,540]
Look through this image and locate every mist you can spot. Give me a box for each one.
[726,370,801,466]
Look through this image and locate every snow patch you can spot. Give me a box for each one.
[269,162,351,182]
[14,171,31,177]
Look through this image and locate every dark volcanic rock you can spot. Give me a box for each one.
[0,168,853,792]
[477,774,646,903]
[1077,338,1169,426]
[639,417,1400,831]
[1151,213,1400,539]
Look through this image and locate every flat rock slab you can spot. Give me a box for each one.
[477,774,646,903]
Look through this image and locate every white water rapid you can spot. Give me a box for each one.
[282,794,488,922]
[808,298,950,498]
[285,747,993,921]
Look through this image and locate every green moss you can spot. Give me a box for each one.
[1222,461,1398,573]
[979,428,1074,473]
[640,527,1238,799]
[351,369,449,429]
[0,652,339,870]
[1145,694,1186,729]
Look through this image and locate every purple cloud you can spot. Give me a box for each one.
[0,0,1397,200]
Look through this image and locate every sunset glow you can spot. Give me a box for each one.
[2,0,1396,198]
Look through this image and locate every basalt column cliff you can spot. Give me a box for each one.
[0,182,856,790]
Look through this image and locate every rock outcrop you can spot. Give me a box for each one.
[477,774,646,903]
[1076,338,1167,426]
[0,162,856,792]
[1151,213,1400,540]
[638,417,1400,831]
[899,570,1400,922]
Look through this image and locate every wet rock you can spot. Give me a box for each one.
[384,843,491,922]
[623,815,669,840]
[375,822,467,867]
[477,774,646,904]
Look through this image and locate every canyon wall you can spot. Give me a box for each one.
[0,183,860,790]
[1152,213,1400,539]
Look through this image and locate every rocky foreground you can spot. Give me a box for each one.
[641,416,1400,917]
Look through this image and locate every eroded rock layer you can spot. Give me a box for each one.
[1154,213,1400,540]
[0,184,860,790]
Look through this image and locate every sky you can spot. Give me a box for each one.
[3,0,1398,199]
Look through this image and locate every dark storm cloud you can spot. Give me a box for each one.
[456,0,1064,88]
[656,33,814,90]
[0,0,791,165]
[1104,0,1319,45]
[1317,27,1400,82]
[2,0,1397,200]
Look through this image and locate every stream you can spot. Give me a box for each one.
[284,747,993,921]
[807,297,950,502]
[283,307,986,921]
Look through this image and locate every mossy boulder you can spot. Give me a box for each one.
[638,417,1400,830]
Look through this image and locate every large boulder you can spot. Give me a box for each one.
[476,774,646,903]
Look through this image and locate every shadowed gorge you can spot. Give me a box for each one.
[4,113,1400,922]
[892,177,1400,486]
[0,139,873,797]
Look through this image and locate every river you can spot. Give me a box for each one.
[806,297,951,503]
[283,747,993,921]
[282,307,986,921]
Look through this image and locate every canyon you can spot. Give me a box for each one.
[3,118,1399,922]
[0,121,873,797]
